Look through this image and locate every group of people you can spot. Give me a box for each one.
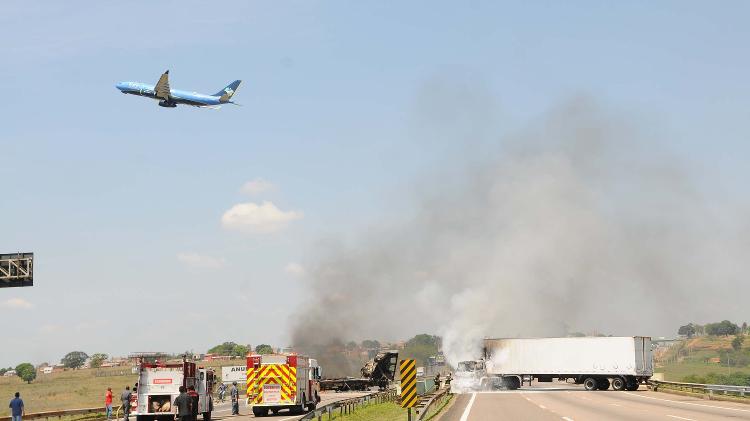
[434,372,452,390]
[101,381,240,421]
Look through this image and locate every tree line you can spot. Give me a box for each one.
[678,320,748,338]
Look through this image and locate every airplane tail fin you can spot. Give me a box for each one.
[215,80,241,102]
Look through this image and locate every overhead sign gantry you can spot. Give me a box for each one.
[0,253,34,288]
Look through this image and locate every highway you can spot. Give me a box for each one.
[440,383,750,421]
[209,391,370,420]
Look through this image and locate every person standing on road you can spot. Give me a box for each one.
[218,383,227,403]
[434,373,441,390]
[105,388,113,420]
[187,385,199,421]
[173,386,191,421]
[9,392,24,421]
[230,381,240,415]
[120,386,132,421]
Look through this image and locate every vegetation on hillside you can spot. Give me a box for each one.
[400,334,440,368]
[660,321,750,385]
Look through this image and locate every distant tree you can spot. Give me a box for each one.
[345,341,358,351]
[90,353,108,368]
[0,368,7,376]
[732,335,745,351]
[361,340,381,349]
[678,324,696,338]
[255,344,274,354]
[402,334,441,367]
[208,342,250,357]
[15,363,36,383]
[705,321,739,336]
[61,351,89,369]
[568,332,586,337]
[743,322,748,334]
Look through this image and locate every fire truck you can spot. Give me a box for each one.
[130,354,215,421]
[246,353,322,417]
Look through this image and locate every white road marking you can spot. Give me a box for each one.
[561,417,574,421]
[623,392,750,413]
[666,415,696,421]
[459,392,477,421]
[609,403,621,407]
[539,405,547,409]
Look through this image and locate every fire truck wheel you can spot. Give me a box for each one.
[252,407,268,417]
[202,412,211,421]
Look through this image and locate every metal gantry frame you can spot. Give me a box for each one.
[0,252,34,287]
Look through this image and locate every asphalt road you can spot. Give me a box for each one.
[441,383,750,421]
[210,391,370,421]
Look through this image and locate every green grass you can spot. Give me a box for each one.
[326,402,408,421]
[660,360,746,381]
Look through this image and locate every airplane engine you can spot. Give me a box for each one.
[158,100,176,108]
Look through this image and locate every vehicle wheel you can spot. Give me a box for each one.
[626,381,639,391]
[597,379,610,390]
[583,377,598,391]
[295,394,307,415]
[505,377,521,390]
[252,407,268,417]
[611,377,626,391]
[202,412,211,421]
[315,392,321,403]
[270,409,279,415]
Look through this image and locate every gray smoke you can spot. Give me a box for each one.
[292,92,750,368]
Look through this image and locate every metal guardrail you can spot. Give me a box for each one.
[300,389,397,420]
[650,380,750,398]
[0,406,111,421]
[416,387,450,421]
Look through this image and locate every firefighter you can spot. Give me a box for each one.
[187,386,199,421]
[445,373,452,391]
[230,381,240,415]
[434,373,441,390]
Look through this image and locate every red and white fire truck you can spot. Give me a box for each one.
[246,353,321,417]
[130,355,215,421]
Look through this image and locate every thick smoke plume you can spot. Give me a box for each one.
[292,94,750,370]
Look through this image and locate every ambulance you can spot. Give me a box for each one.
[246,353,322,417]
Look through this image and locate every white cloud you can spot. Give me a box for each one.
[221,201,303,233]
[1,298,33,309]
[177,253,227,269]
[284,262,306,277]
[240,178,276,196]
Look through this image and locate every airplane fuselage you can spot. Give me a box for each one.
[116,82,223,107]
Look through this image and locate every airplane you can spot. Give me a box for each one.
[116,70,241,109]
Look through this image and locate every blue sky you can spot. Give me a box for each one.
[1,1,749,367]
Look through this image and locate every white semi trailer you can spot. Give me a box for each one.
[456,336,653,391]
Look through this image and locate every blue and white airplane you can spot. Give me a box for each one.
[116,70,241,109]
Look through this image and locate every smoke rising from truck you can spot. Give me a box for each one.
[291,90,750,369]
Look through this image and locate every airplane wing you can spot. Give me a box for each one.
[154,70,171,100]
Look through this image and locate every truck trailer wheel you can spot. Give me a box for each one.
[583,377,598,391]
[597,379,610,390]
[611,377,626,391]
